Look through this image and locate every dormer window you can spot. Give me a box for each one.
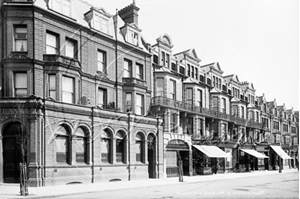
[84,7,111,35]
[52,0,72,17]
[94,14,109,34]
[128,29,138,46]
[119,24,141,46]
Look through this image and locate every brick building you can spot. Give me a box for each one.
[0,0,163,186]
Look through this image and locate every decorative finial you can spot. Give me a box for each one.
[133,0,136,5]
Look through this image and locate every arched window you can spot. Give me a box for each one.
[56,125,71,164]
[101,129,112,163]
[135,132,144,163]
[75,127,89,164]
[116,130,126,163]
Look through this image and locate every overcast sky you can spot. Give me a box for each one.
[87,0,299,110]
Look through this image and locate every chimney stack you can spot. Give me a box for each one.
[118,1,140,26]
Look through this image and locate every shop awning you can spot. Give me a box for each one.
[270,145,292,159]
[240,149,269,159]
[193,145,230,158]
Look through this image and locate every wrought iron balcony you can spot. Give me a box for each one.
[247,120,262,129]
[151,96,231,121]
[43,54,81,69]
[122,77,146,87]
[230,115,247,126]
[151,96,266,130]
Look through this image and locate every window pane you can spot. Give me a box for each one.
[126,93,132,111]
[124,60,132,77]
[14,27,27,51]
[156,78,164,96]
[62,92,73,103]
[15,40,27,52]
[47,33,57,48]
[65,40,75,58]
[101,139,110,163]
[75,138,85,163]
[62,76,73,92]
[98,88,106,107]
[136,64,143,79]
[136,94,143,115]
[97,51,106,72]
[116,139,124,163]
[56,136,67,163]
[46,33,57,54]
[136,141,142,162]
[49,75,56,89]
[212,97,218,111]
[62,76,74,103]
[15,73,27,88]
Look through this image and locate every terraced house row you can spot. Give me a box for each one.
[0,0,298,187]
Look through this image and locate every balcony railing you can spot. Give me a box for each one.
[122,77,146,87]
[151,96,265,129]
[247,120,262,129]
[43,54,81,69]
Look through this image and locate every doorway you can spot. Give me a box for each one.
[3,122,22,183]
[147,134,156,178]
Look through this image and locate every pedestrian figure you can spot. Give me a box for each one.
[177,151,183,182]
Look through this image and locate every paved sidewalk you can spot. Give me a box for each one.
[0,169,298,199]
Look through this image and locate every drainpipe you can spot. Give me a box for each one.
[42,99,46,187]
[114,10,119,110]
[32,7,35,95]
[127,112,131,181]
[156,117,159,178]
[91,106,95,182]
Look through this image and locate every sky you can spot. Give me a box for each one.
[87,0,299,110]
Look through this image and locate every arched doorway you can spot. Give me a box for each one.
[3,122,23,183]
[147,134,156,178]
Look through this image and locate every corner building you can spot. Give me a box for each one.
[0,0,163,186]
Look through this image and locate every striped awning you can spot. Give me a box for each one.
[270,145,292,159]
[240,149,269,159]
[193,145,230,158]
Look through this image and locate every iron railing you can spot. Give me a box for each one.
[151,96,265,129]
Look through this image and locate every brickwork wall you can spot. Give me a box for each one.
[1,3,157,187]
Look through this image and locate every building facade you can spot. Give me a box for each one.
[0,0,163,186]
[0,0,298,187]
[149,33,299,176]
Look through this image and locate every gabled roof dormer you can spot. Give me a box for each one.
[120,23,141,46]
[84,7,112,35]
[155,34,174,52]
[175,48,201,64]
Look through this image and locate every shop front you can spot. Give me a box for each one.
[255,143,270,170]
[192,145,229,175]
[218,142,239,173]
[238,144,255,172]
[239,148,269,171]
[165,139,191,177]
[269,145,292,170]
